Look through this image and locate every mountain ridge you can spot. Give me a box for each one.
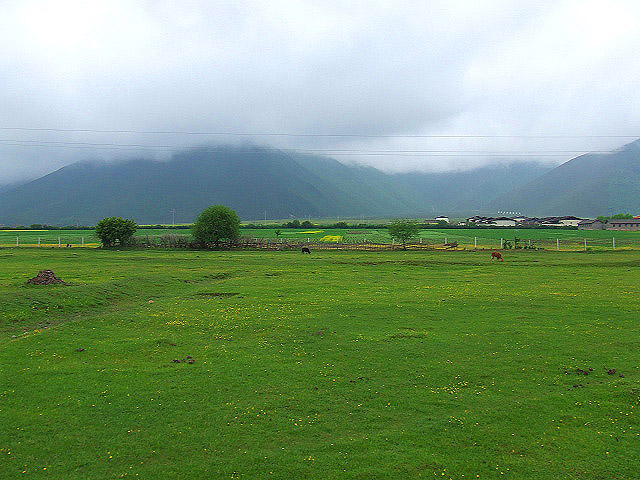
[489,139,640,217]
[7,141,637,225]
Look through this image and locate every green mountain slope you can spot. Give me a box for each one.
[0,147,428,225]
[0,146,555,225]
[488,139,640,216]
[393,162,552,214]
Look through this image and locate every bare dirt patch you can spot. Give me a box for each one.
[27,270,66,285]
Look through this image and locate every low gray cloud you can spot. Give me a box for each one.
[1,0,640,183]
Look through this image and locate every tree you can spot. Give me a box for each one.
[192,205,241,247]
[95,217,137,247]
[285,219,301,228]
[388,219,420,249]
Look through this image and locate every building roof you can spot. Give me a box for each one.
[578,219,602,225]
[609,218,640,224]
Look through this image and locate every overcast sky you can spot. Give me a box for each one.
[1,0,640,184]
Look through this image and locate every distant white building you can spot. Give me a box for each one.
[435,216,449,223]
[557,216,583,227]
[490,217,517,227]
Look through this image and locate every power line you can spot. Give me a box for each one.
[0,140,611,156]
[0,126,638,138]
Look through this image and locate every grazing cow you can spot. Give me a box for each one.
[491,251,504,261]
[301,247,311,254]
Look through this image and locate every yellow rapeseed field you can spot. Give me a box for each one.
[320,235,343,242]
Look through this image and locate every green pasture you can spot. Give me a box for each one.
[1,227,639,250]
[1,248,638,479]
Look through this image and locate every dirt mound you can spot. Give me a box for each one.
[27,270,66,285]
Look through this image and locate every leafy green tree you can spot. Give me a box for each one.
[192,205,241,247]
[274,229,282,237]
[285,219,301,228]
[388,219,420,249]
[611,213,634,219]
[95,217,137,247]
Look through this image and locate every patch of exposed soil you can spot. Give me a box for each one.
[27,270,66,285]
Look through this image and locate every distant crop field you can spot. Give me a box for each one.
[1,227,639,250]
[1,248,638,479]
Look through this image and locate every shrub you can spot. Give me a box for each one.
[192,205,241,247]
[95,217,137,247]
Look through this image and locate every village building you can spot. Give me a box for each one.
[607,218,640,231]
[556,216,583,226]
[490,217,517,227]
[578,219,606,230]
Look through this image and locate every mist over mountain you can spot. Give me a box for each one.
[2,139,638,226]
[489,139,640,217]
[0,145,556,225]
[393,162,552,215]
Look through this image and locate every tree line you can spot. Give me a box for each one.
[93,206,424,249]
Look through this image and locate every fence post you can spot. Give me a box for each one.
[613,237,615,250]
[82,237,84,247]
[584,238,587,251]
[38,237,41,247]
[16,236,19,247]
[58,237,61,247]
[500,238,503,249]
[474,237,477,249]
[557,238,559,251]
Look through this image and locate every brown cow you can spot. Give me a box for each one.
[491,251,504,261]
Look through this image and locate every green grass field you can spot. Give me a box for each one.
[1,227,639,250]
[1,248,638,479]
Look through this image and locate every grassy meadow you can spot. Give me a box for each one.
[1,226,639,250]
[1,247,639,479]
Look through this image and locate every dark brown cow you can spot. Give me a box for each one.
[491,251,504,261]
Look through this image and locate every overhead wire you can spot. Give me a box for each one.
[0,126,638,138]
[0,139,617,156]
